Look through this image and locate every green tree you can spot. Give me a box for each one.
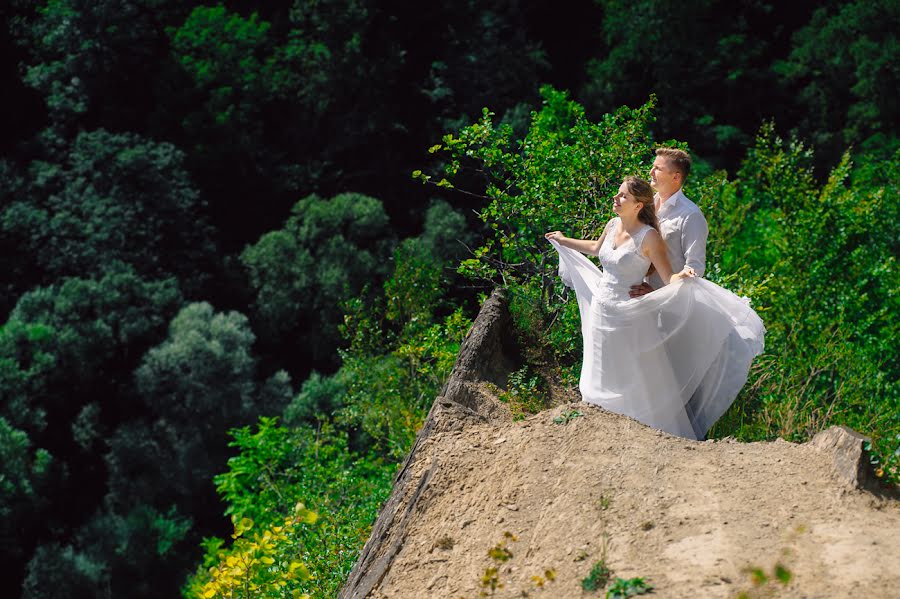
[0,417,56,575]
[21,301,293,598]
[13,0,190,133]
[1,130,214,293]
[165,1,549,248]
[579,0,804,163]
[124,302,291,510]
[241,192,394,366]
[184,419,391,599]
[707,126,898,471]
[22,505,193,599]
[773,0,900,163]
[0,266,182,594]
[420,86,656,286]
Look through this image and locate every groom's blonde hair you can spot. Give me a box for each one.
[655,147,692,181]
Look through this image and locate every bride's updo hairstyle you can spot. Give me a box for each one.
[623,176,660,233]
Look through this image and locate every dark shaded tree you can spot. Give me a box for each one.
[579,0,822,167]
[1,130,214,298]
[241,192,394,368]
[773,0,899,165]
[0,266,183,594]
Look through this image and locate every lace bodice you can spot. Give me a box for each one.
[596,218,653,302]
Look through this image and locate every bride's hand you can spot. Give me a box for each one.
[670,266,696,283]
[545,231,564,241]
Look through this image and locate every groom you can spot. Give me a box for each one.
[629,147,708,297]
[631,147,712,439]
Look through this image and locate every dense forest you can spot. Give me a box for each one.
[0,1,896,597]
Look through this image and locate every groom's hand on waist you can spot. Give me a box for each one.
[629,282,654,298]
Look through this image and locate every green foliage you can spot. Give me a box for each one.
[419,198,476,263]
[582,0,778,158]
[423,86,655,285]
[162,0,549,249]
[773,0,899,158]
[21,543,107,598]
[3,0,897,595]
[0,129,214,289]
[171,5,277,125]
[384,238,445,334]
[189,205,473,595]
[10,264,182,387]
[336,306,471,459]
[506,281,582,386]
[23,504,195,599]
[553,409,583,425]
[183,419,394,599]
[241,192,394,363]
[0,418,53,502]
[112,301,292,509]
[190,508,314,599]
[136,302,257,422]
[0,266,186,595]
[496,366,550,421]
[706,128,899,478]
[581,560,612,592]
[328,206,473,457]
[14,0,189,129]
[283,369,350,426]
[22,300,293,599]
[0,417,56,567]
[0,320,56,433]
[605,577,653,598]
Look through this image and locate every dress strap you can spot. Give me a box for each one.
[631,224,654,250]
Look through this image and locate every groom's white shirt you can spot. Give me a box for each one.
[648,188,708,289]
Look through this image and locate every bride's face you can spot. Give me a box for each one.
[612,183,640,215]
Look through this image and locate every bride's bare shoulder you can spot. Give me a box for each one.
[642,227,665,251]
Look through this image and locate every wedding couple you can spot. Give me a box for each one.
[546,148,765,440]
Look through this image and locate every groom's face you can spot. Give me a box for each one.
[650,157,680,195]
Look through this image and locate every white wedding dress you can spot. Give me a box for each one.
[549,219,765,440]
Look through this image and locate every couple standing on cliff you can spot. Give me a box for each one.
[545,148,765,441]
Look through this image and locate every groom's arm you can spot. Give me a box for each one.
[682,212,709,277]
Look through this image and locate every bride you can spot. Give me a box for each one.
[545,176,765,440]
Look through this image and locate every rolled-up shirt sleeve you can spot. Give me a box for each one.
[681,212,708,277]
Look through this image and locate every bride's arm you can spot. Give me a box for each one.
[644,229,695,284]
[545,219,613,256]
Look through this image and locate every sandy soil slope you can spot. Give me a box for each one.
[372,404,898,598]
